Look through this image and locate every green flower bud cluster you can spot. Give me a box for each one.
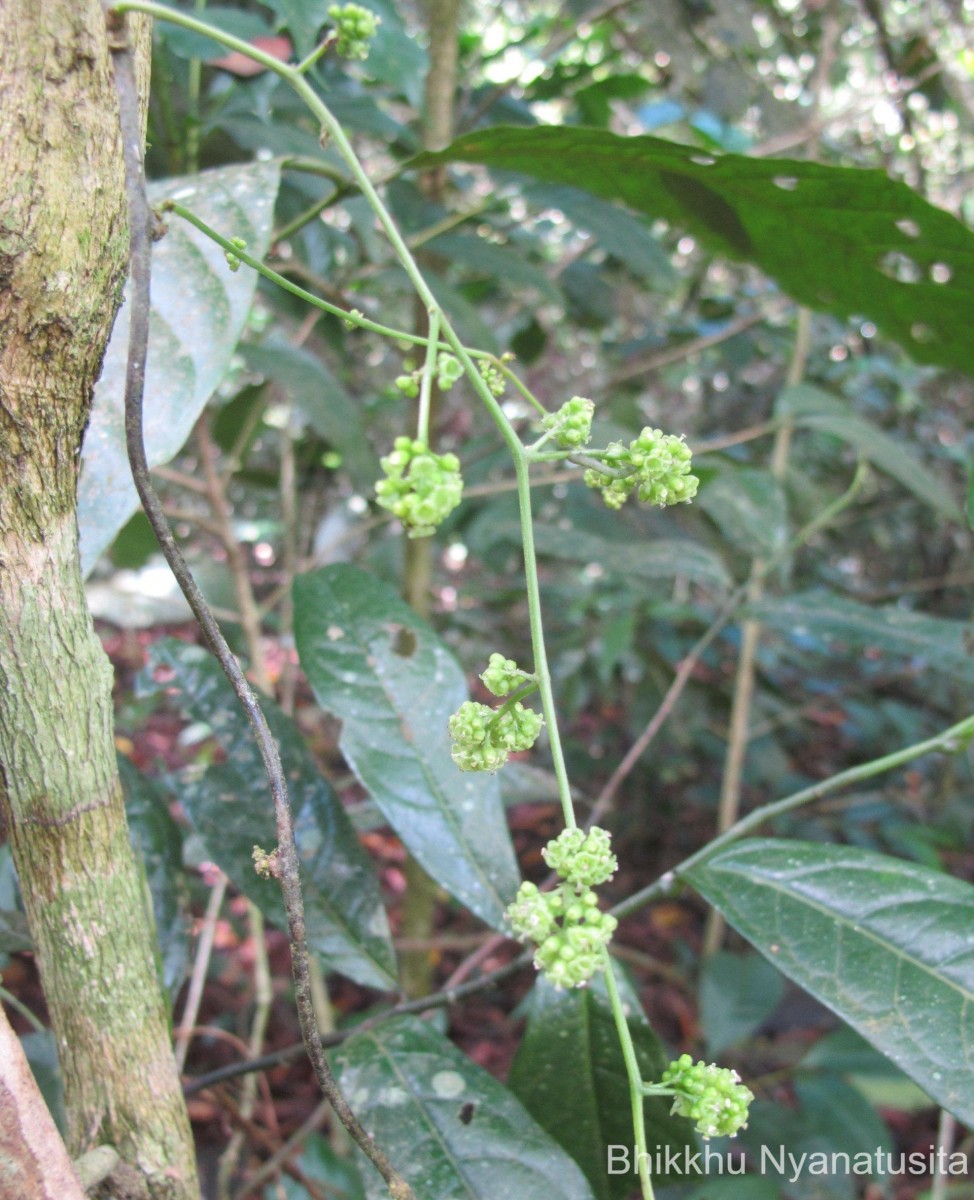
[437,353,464,389]
[584,427,698,510]
[660,1055,754,1140]
[479,360,506,397]
[542,826,617,886]
[449,698,543,773]
[480,652,533,697]
[328,3,380,60]
[394,366,420,397]
[375,437,463,538]
[224,236,247,272]
[542,396,595,449]
[507,825,619,989]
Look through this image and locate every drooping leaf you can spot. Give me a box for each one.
[417,127,974,375]
[684,839,974,1123]
[530,525,732,589]
[80,160,281,574]
[749,591,974,684]
[334,1014,595,1200]
[292,564,521,929]
[118,755,190,999]
[778,383,960,519]
[138,640,397,990]
[508,972,696,1199]
[699,951,785,1057]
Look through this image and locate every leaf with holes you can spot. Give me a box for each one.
[417,127,974,376]
[79,160,281,574]
[683,839,974,1123]
[138,639,397,990]
[292,564,521,929]
[335,1015,595,1200]
[508,973,695,1199]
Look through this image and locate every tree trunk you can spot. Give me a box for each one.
[0,5,199,1198]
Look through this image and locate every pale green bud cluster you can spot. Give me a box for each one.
[584,427,698,510]
[328,3,380,60]
[449,698,543,772]
[480,652,532,697]
[542,396,595,449]
[660,1055,754,1140]
[375,437,463,537]
[507,825,618,989]
[542,827,617,886]
[224,236,247,272]
[479,360,506,397]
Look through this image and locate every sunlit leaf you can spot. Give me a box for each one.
[80,161,281,574]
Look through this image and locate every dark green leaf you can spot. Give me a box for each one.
[697,467,788,559]
[139,640,397,990]
[699,951,785,1056]
[240,343,377,488]
[778,384,960,519]
[508,972,696,1198]
[80,161,281,574]
[335,1015,595,1199]
[749,591,974,684]
[425,232,562,304]
[684,839,974,1123]
[285,1134,365,1200]
[418,127,974,375]
[530,524,732,589]
[118,755,190,999]
[22,1031,66,1136]
[0,909,31,955]
[292,565,520,929]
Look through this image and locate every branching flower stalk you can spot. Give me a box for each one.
[106,4,749,1196]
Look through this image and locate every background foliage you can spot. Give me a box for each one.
[6,1,974,1197]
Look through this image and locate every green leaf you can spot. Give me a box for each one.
[118,755,190,999]
[699,951,785,1057]
[684,839,974,1124]
[508,973,696,1199]
[334,1014,596,1199]
[240,343,377,488]
[139,640,397,990]
[424,232,562,304]
[157,7,271,60]
[749,591,974,684]
[530,524,732,589]
[0,909,31,955]
[79,160,281,574]
[292,565,521,929]
[418,127,974,375]
[697,466,788,559]
[778,384,960,519]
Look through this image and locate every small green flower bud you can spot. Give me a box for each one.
[478,360,506,397]
[542,826,618,887]
[493,702,543,752]
[375,438,463,537]
[328,3,380,60]
[542,396,595,449]
[480,652,527,697]
[436,353,464,390]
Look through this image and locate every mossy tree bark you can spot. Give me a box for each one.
[0,5,199,1198]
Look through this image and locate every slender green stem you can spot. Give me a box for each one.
[417,308,440,444]
[295,33,335,74]
[602,951,655,1200]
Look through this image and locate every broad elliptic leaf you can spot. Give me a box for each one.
[118,755,190,999]
[778,383,960,519]
[508,973,696,1200]
[139,640,397,990]
[417,127,974,376]
[292,564,520,929]
[684,839,974,1123]
[79,160,281,574]
[335,1015,595,1200]
[696,467,787,560]
[750,591,974,685]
